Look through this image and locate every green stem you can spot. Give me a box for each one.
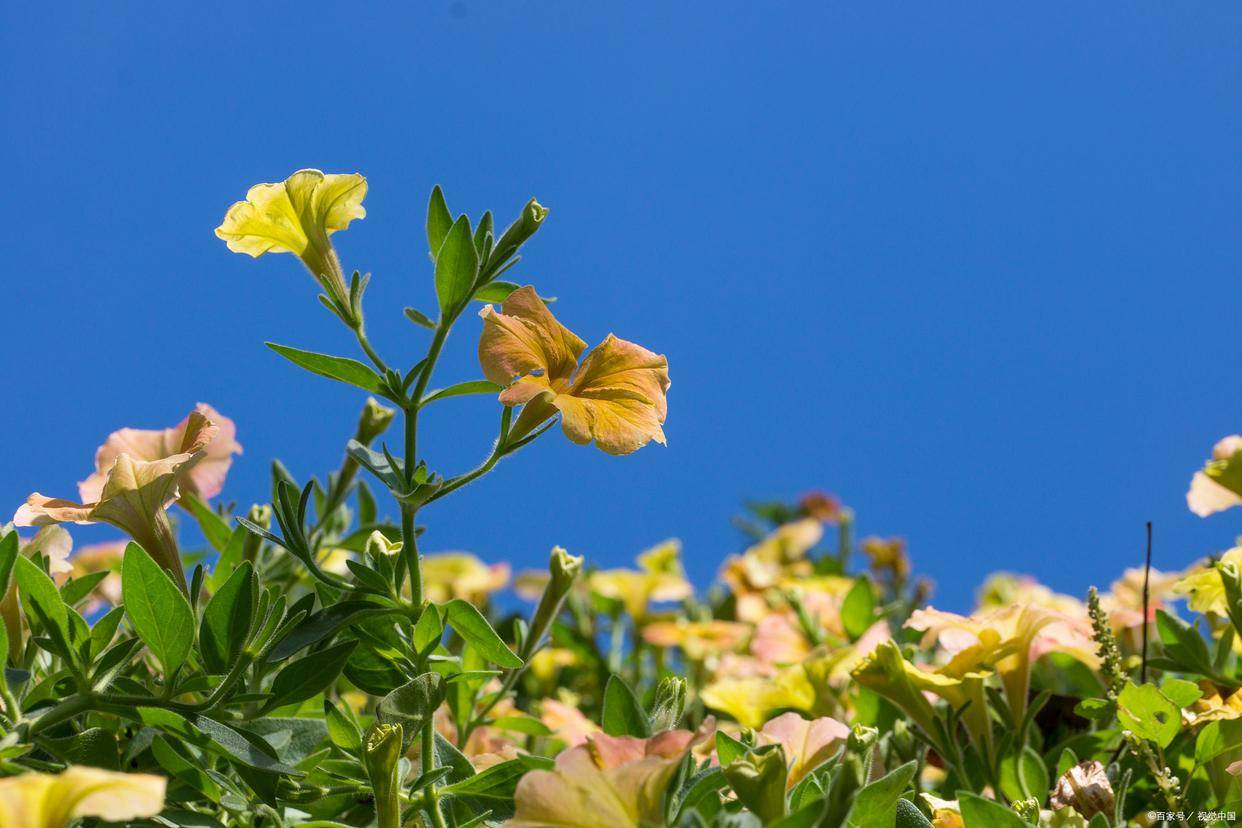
[422,721,448,828]
[352,323,389,373]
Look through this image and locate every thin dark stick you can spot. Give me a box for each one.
[1141,521,1153,684]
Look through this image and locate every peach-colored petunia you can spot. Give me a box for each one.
[589,540,692,620]
[216,169,367,309]
[1188,435,1242,517]
[507,722,712,828]
[78,403,241,503]
[478,286,670,456]
[758,712,849,787]
[14,410,219,589]
[420,552,510,605]
[641,620,750,662]
[540,697,601,749]
[0,766,165,827]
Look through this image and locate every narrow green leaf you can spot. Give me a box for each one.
[14,556,72,658]
[121,543,195,676]
[324,700,363,753]
[420,380,503,407]
[200,562,257,674]
[434,215,479,316]
[841,576,876,641]
[264,640,358,712]
[59,571,109,608]
[404,307,437,329]
[0,532,19,597]
[426,186,452,258]
[602,674,650,738]
[472,281,521,303]
[266,343,385,395]
[844,760,917,827]
[443,599,521,669]
[957,792,1029,828]
[181,494,232,552]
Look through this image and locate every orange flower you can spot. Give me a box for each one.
[478,286,669,455]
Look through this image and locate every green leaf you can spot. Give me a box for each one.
[266,343,386,395]
[404,307,437,329]
[378,673,446,750]
[420,380,503,407]
[491,715,553,737]
[0,532,20,597]
[841,576,876,641]
[200,562,257,674]
[443,599,521,668]
[1155,609,1213,674]
[715,730,748,766]
[844,760,917,827]
[1196,718,1242,765]
[426,185,452,258]
[1073,697,1115,721]
[269,600,390,661]
[601,674,650,738]
[181,493,232,552]
[1161,677,1204,708]
[15,556,72,658]
[894,799,934,828]
[997,746,1048,804]
[434,215,480,316]
[264,640,358,712]
[1117,681,1180,748]
[121,542,195,676]
[58,571,109,608]
[957,792,1029,828]
[324,700,363,753]
[472,281,521,303]
[440,754,552,800]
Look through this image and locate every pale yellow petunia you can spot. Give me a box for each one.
[0,766,165,828]
[216,169,367,307]
[1174,547,1242,616]
[478,286,670,455]
[589,540,692,620]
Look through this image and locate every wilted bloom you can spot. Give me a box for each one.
[0,766,165,827]
[589,540,692,619]
[421,552,510,604]
[1188,435,1242,517]
[478,286,670,455]
[78,403,242,503]
[641,619,750,661]
[1175,547,1242,616]
[758,712,849,787]
[216,169,367,311]
[798,491,841,523]
[15,410,219,589]
[508,723,712,828]
[1049,760,1114,819]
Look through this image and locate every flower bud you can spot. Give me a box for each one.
[523,546,583,659]
[1049,760,1114,819]
[363,722,403,828]
[722,747,788,824]
[650,676,687,732]
[355,397,397,446]
[489,198,548,269]
[364,530,402,563]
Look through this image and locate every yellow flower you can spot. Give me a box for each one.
[701,662,818,729]
[920,794,964,828]
[0,766,165,827]
[14,410,218,589]
[420,552,510,604]
[478,286,670,455]
[589,540,692,619]
[1185,681,1242,727]
[642,619,750,661]
[216,169,367,310]
[1175,547,1242,616]
[529,647,579,685]
[509,724,711,828]
[1187,435,1242,517]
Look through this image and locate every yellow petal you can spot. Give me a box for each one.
[555,334,670,455]
[478,286,586,390]
[215,169,366,259]
[0,766,166,828]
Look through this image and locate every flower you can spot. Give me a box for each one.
[1185,681,1242,726]
[589,540,692,620]
[701,662,818,728]
[642,619,750,661]
[78,403,241,503]
[478,286,670,455]
[507,723,711,828]
[1188,435,1242,517]
[1174,547,1242,616]
[420,552,510,605]
[758,712,849,787]
[0,766,165,827]
[920,794,964,828]
[216,169,367,309]
[861,536,909,584]
[540,697,600,749]
[14,409,219,588]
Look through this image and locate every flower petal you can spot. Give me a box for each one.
[555,334,670,455]
[478,286,586,388]
[215,169,366,259]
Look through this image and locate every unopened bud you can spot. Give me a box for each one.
[365,530,402,563]
[722,747,787,824]
[847,724,879,753]
[524,546,583,658]
[650,676,687,732]
[364,722,403,828]
[356,397,397,446]
[490,198,548,269]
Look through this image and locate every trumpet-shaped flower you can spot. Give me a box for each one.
[1188,435,1242,517]
[420,552,510,605]
[478,286,670,455]
[14,410,219,588]
[0,766,165,827]
[589,540,692,619]
[1175,547,1242,616]
[701,661,818,729]
[641,619,750,661]
[758,712,849,787]
[78,403,241,502]
[216,169,367,308]
[507,723,712,828]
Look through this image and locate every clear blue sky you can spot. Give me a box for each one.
[3,3,1239,610]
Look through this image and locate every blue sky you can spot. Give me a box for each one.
[2,3,1239,610]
